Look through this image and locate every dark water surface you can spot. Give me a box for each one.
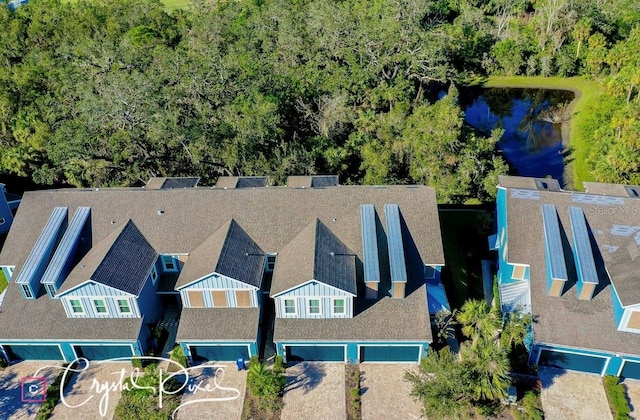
[459,88,574,185]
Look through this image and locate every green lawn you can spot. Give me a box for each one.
[0,270,7,294]
[438,208,493,310]
[480,76,603,191]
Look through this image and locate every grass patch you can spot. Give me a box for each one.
[345,364,361,420]
[438,208,493,309]
[36,364,70,420]
[480,76,603,191]
[0,270,8,294]
[603,376,631,420]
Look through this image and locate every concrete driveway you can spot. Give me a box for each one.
[360,364,422,420]
[538,367,612,420]
[49,361,133,420]
[0,361,63,420]
[281,362,345,420]
[175,363,246,420]
[623,379,640,419]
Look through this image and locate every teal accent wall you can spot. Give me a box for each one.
[611,286,625,327]
[532,343,640,377]
[275,341,428,363]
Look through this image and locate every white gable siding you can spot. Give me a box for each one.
[276,281,353,298]
[275,296,353,319]
[181,273,257,291]
[61,281,132,298]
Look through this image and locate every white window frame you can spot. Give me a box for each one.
[70,298,84,314]
[117,299,131,314]
[265,254,277,272]
[93,299,108,315]
[21,284,33,299]
[45,284,57,298]
[284,298,297,315]
[332,298,345,315]
[161,255,177,272]
[307,298,321,315]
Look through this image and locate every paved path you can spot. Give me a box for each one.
[0,361,63,420]
[360,364,422,420]
[539,367,612,420]
[623,379,640,419]
[50,361,133,419]
[281,362,345,420]
[175,363,246,420]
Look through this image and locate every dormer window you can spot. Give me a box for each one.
[162,255,176,272]
[21,284,33,299]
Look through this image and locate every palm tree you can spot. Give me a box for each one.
[460,337,511,401]
[456,299,501,344]
[500,312,533,349]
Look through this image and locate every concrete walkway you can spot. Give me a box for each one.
[281,362,345,420]
[360,364,422,420]
[539,367,612,420]
[0,361,63,420]
[623,379,640,419]
[175,363,246,420]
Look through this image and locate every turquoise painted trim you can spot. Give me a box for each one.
[275,341,429,363]
[1,340,140,362]
[178,341,257,358]
[532,343,640,377]
[611,283,625,327]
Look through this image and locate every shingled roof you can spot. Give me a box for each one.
[59,220,158,296]
[271,219,357,296]
[500,176,640,355]
[175,219,265,289]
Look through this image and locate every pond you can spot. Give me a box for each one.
[459,88,575,186]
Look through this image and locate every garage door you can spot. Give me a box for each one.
[74,345,134,361]
[621,361,640,380]
[5,344,64,361]
[286,345,345,362]
[538,349,606,374]
[191,345,250,361]
[360,346,420,362]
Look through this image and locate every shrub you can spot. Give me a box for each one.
[603,376,631,420]
[170,344,187,369]
[514,390,543,420]
[246,357,285,412]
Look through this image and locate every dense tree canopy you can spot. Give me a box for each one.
[0,0,638,199]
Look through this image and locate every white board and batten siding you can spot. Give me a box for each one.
[180,273,259,308]
[274,281,354,319]
[60,281,139,318]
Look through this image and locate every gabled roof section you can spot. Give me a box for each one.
[271,219,357,296]
[145,177,200,190]
[59,220,157,296]
[175,219,265,289]
[215,176,269,189]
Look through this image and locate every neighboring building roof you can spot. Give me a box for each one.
[176,308,260,341]
[286,175,339,188]
[500,177,640,355]
[271,219,357,296]
[215,176,269,189]
[145,177,200,190]
[274,281,431,342]
[59,220,158,296]
[583,182,640,198]
[0,282,143,341]
[176,219,265,289]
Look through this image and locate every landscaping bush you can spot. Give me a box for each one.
[346,364,361,420]
[36,364,69,420]
[246,356,286,413]
[170,345,187,369]
[603,376,631,420]
[514,390,543,420]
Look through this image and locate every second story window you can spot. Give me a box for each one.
[308,299,321,315]
[284,299,296,315]
[93,299,108,314]
[162,255,177,272]
[117,299,131,314]
[21,284,33,299]
[332,299,345,315]
[70,299,84,314]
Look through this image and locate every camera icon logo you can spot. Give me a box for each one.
[20,376,47,403]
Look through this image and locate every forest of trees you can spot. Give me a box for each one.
[0,0,638,201]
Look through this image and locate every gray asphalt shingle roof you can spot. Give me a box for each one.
[501,176,640,356]
[176,308,260,341]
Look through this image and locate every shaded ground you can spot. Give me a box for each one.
[281,362,345,420]
[623,379,640,419]
[176,363,246,420]
[0,361,63,419]
[50,361,133,419]
[360,364,422,420]
[538,367,612,420]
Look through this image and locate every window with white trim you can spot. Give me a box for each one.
[117,299,131,314]
[93,299,108,314]
[332,298,345,315]
[162,255,176,272]
[284,299,296,315]
[45,284,57,298]
[308,299,321,315]
[70,299,84,314]
[21,284,33,299]
[265,255,277,272]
